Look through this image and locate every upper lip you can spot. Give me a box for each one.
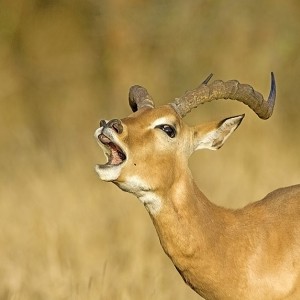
[96,129,127,166]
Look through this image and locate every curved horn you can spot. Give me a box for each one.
[129,85,155,112]
[171,72,276,120]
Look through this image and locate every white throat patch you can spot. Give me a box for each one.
[117,175,163,215]
[139,192,162,215]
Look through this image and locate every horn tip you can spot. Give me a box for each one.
[268,72,276,103]
[202,73,214,85]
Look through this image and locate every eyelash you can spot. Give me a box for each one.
[155,124,176,138]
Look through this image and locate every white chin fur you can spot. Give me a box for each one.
[95,164,122,181]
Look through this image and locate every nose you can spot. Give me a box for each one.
[100,119,123,134]
[100,120,106,127]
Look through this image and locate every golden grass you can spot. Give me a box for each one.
[0,1,299,299]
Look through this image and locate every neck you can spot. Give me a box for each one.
[139,173,236,298]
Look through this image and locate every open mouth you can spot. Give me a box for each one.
[98,134,126,166]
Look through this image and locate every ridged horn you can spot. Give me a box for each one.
[129,85,155,112]
[171,72,276,119]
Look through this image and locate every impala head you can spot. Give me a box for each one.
[95,73,276,199]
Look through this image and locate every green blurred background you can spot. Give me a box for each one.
[0,0,299,299]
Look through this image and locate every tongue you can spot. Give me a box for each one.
[99,134,111,144]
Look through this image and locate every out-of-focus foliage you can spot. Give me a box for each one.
[0,0,299,299]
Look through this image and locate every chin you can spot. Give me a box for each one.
[95,164,123,182]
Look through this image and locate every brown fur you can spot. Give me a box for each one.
[95,105,300,300]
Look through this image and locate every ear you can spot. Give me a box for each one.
[193,114,244,151]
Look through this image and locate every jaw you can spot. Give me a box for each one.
[94,127,127,182]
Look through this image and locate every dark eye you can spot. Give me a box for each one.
[155,124,176,138]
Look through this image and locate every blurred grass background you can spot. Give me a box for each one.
[0,0,299,299]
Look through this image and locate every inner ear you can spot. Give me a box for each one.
[193,115,244,151]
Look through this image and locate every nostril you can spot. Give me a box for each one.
[108,119,123,134]
[112,123,123,134]
[100,120,106,127]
